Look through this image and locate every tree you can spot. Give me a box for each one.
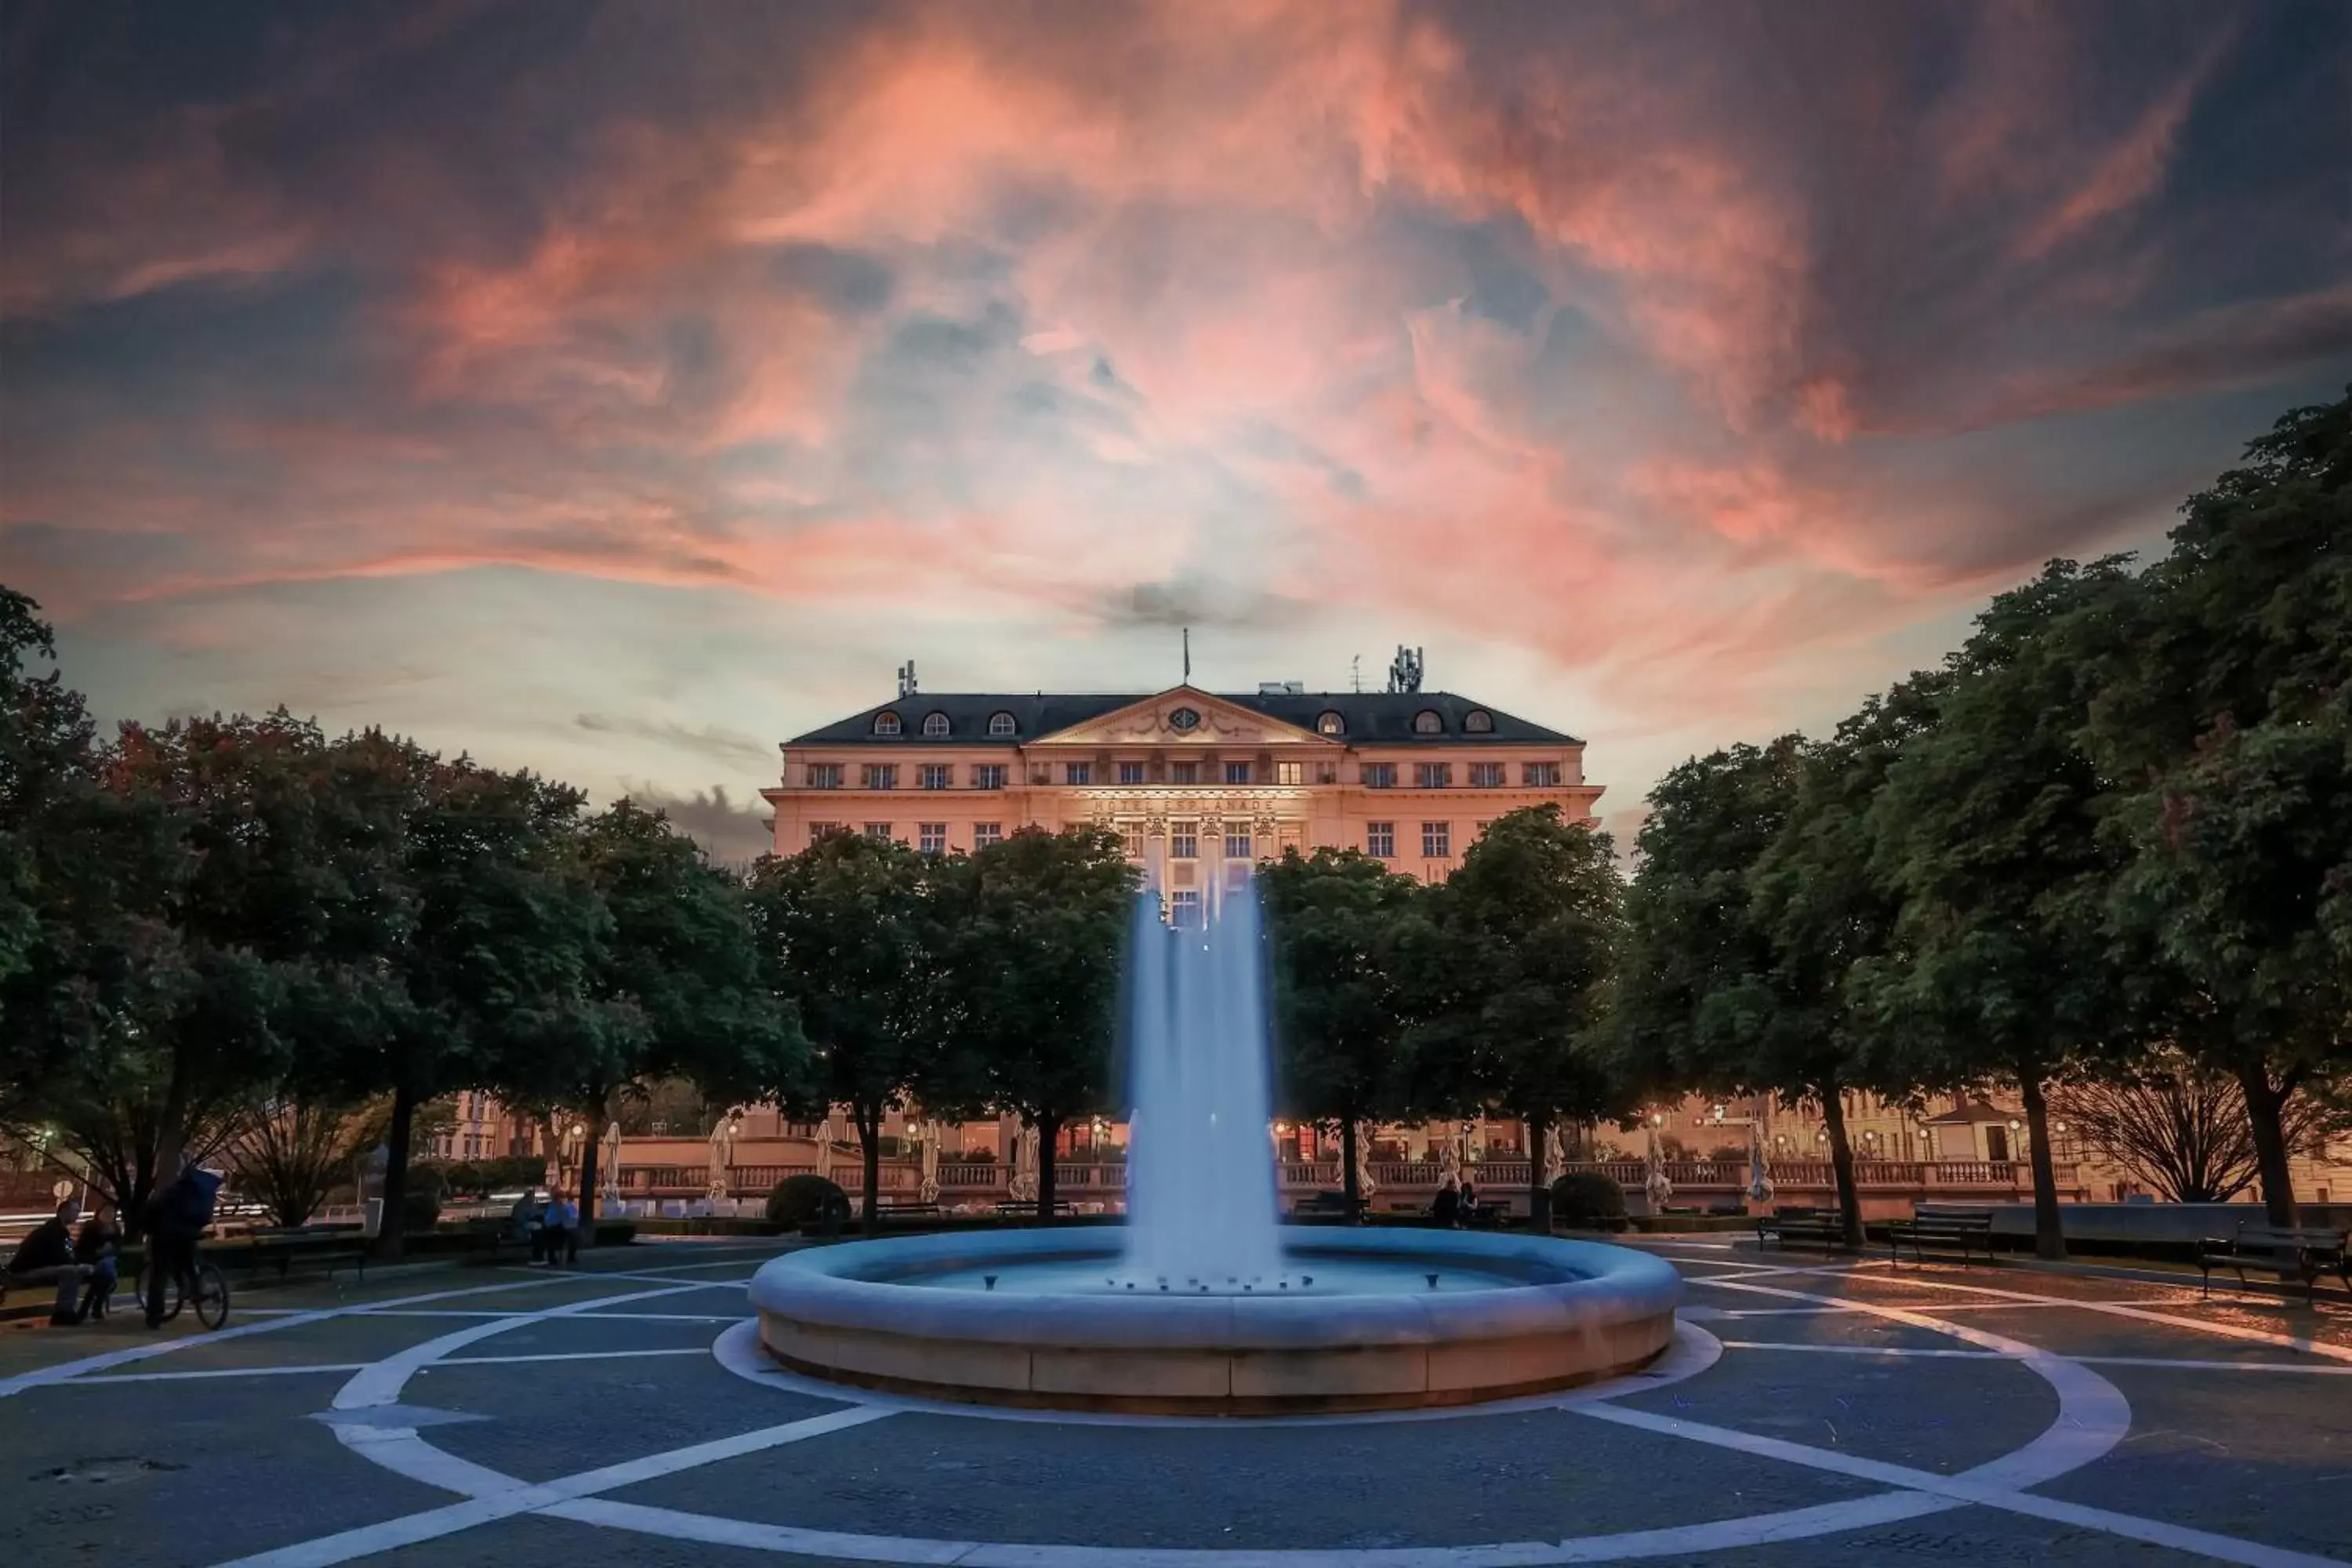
[2053,1056,2350,1204]
[0,587,96,1026]
[940,826,1134,1223]
[746,833,945,1235]
[1259,847,1424,1221]
[1614,740,1875,1244]
[2092,391,2352,1223]
[1419,807,1624,1231]
[227,1098,368,1229]
[1865,561,2145,1259]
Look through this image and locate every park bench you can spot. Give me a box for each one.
[1290,1191,1352,1220]
[1888,1203,1996,1266]
[877,1199,942,1220]
[992,1199,1076,1218]
[232,1225,369,1281]
[1755,1207,1853,1251]
[2197,1222,2351,1303]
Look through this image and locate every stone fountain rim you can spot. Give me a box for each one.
[749,1225,1681,1352]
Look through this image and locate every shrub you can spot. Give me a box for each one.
[1549,1171,1627,1229]
[401,1189,443,1232]
[765,1174,850,1229]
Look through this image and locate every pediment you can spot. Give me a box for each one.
[1029,687,1334,747]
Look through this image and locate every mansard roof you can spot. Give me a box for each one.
[784,689,1578,746]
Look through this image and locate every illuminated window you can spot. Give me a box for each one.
[1066,762,1092,785]
[1421,821,1451,858]
[874,712,902,736]
[973,764,1007,789]
[807,764,842,789]
[1118,761,1145,784]
[1316,711,1345,735]
[1366,822,1395,858]
[1523,762,1562,787]
[1413,710,1443,735]
[974,822,1003,848]
[1276,761,1304,786]
[918,823,948,854]
[1225,761,1252,784]
[1464,710,1494,734]
[1171,821,1198,858]
[922,712,950,737]
[988,712,1017,736]
[861,764,898,789]
[1469,763,1503,788]
[919,764,950,789]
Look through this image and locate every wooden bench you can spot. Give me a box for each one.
[2198,1223,2351,1303]
[877,1200,942,1219]
[992,1200,1076,1218]
[1888,1204,1996,1265]
[230,1225,369,1281]
[1290,1191,1352,1219]
[1756,1207,1853,1251]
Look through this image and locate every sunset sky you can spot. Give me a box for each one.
[5,2,2348,858]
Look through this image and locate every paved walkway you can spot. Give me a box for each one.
[2,1238,2347,1566]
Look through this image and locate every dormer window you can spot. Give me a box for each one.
[1316,710,1345,736]
[988,711,1017,737]
[1413,710,1443,735]
[922,712,950,737]
[874,712,902,736]
[1463,710,1494,734]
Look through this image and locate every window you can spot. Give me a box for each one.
[1225,822,1252,859]
[873,712,902,736]
[922,712,950,737]
[1171,821,1198,858]
[1316,710,1345,735]
[864,822,894,843]
[974,822,1003,848]
[1171,761,1199,784]
[919,764,951,790]
[1168,707,1201,731]
[808,821,845,844]
[1413,710,1444,735]
[1469,763,1504,788]
[1415,762,1452,789]
[1065,762,1092,785]
[1421,821,1451,858]
[807,763,842,789]
[918,822,948,855]
[1366,822,1395,858]
[988,711,1017,737]
[1475,819,1493,837]
[1225,761,1253,784]
[1169,890,1203,928]
[1120,821,1144,858]
[1523,762,1562,787]
[1464,710,1494,733]
[1118,761,1145,785]
[1361,762,1396,789]
[862,764,898,790]
[1276,760,1303,786]
[973,764,1007,789]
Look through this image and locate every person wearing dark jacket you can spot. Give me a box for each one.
[143,1159,221,1329]
[76,1205,122,1319]
[5,1198,93,1324]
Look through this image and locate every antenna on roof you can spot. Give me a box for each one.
[897,660,918,699]
[1350,655,1361,693]
[1181,627,1191,684]
[1387,644,1424,694]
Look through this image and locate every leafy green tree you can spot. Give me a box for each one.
[1865,561,2144,1259]
[1615,741,1877,1243]
[746,833,946,1234]
[1261,847,1424,1220]
[0,588,96,1024]
[939,826,1135,1222]
[1418,807,1624,1231]
[2092,392,2352,1224]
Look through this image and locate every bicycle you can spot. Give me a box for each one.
[140,1250,230,1330]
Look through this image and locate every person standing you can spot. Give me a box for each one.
[540,1191,579,1268]
[1431,1173,1461,1229]
[5,1198,92,1325]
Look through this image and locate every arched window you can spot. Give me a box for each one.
[873,712,902,736]
[1413,709,1444,735]
[922,712,950,737]
[988,711,1017,737]
[1463,710,1494,734]
[1316,710,1345,736]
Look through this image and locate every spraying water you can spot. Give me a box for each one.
[1121,887,1285,1290]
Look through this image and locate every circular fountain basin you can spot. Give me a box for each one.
[749,1226,1681,1414]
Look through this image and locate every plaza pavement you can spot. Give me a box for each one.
[2,1236,2347,1566]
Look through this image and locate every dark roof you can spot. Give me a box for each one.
[783,690,1578,746]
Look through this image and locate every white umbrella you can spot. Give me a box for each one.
[1747,1119,1775,1203]
[1643,1123,1674,1209]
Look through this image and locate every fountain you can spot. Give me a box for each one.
[750,888,1679,1413]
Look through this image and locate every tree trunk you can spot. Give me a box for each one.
[1340,1118,1362,1223]
[376,1083,416,1260]
[858,1104,882,1236]
[575,1096,606,1250]
[1820,1086,1864,1248]
[2237,1065,2299,1228]
[2018,1073,2066,1261]
[1036,1113,1061,1226]
[1526,1110,1552,1233]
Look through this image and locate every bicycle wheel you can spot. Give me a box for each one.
[142,1260,185,1322]
[191,1261,229,1330]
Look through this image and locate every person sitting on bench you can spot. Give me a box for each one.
[76,1203,122,1319]
[5,1197,93,1326]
